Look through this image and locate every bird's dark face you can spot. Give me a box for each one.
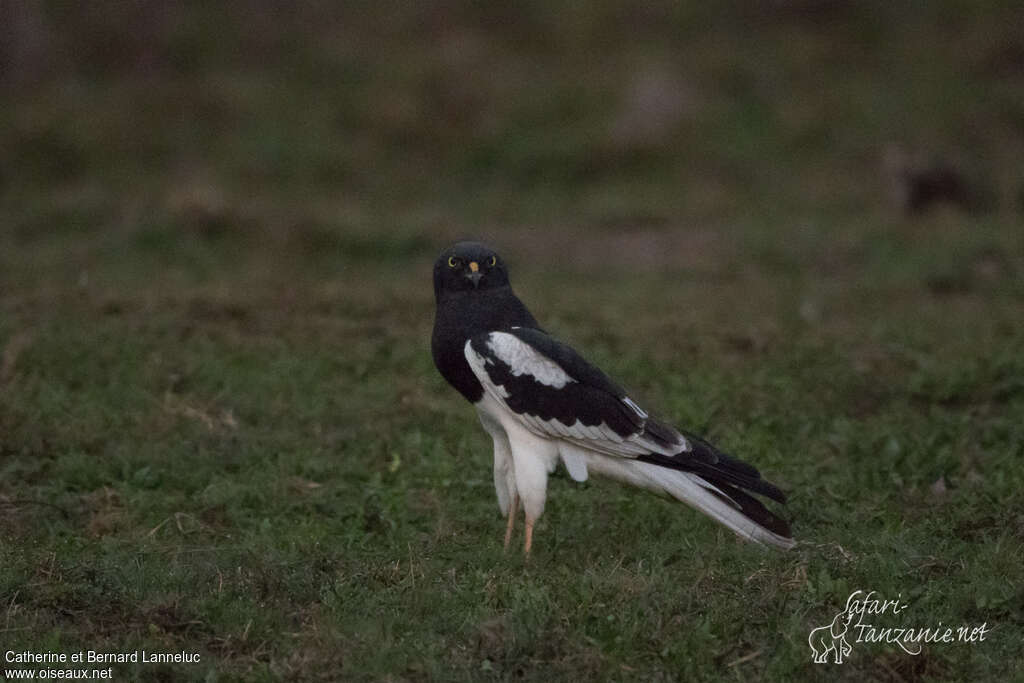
[433,241,510,300]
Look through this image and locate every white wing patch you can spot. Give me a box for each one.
[464,336,687,459]
[485,332,575,389]
[466,340,506,396]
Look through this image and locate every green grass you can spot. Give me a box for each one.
[2,3,1024,681]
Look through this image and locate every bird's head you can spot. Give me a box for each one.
[433,241,510,300]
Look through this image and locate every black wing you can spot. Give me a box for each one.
[464,327,689,458]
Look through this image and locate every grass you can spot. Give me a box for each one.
[2,2,1024,681]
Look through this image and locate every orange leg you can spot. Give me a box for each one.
[503,490,519,551]
[524,517,534,557]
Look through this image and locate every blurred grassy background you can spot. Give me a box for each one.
[2,2,1023,681]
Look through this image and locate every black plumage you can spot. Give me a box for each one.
[637,433,791,538]
[431,241,795,553]
[469,328,683,453]
[431,243,537,403]
[639,432,787,504]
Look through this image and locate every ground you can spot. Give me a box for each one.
[1,3,1023,681]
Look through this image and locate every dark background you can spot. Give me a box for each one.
[2,3,1022,681]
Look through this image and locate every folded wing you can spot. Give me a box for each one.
[464,328,689,458]
[464,327,794,548]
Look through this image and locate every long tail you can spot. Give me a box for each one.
[640,461,794,549]
[577,442,795,549]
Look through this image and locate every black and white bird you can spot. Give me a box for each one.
[431,241,794,555]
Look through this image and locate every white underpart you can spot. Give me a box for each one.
[476,405,516,515]
[485,332,575,389]
[473,391,793,549]
[558,442,590,482]
[465,339,793,549]
[475,392,560,523]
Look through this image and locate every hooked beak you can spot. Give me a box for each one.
[466,261,482,287]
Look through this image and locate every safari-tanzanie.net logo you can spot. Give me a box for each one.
[808,590,991,664]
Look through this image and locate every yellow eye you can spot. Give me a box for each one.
[488,255,497,266]
[447,256,459,268]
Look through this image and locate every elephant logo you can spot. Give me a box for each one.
[808,606,856,664]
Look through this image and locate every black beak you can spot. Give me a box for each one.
[466,271,483,288]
